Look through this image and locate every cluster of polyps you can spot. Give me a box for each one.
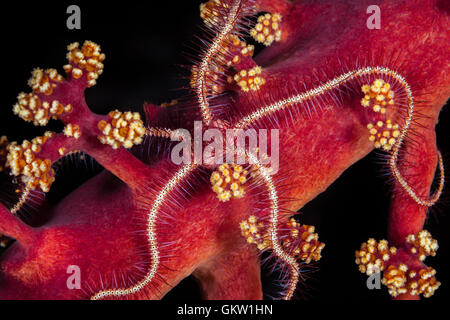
[233,66,266,92]
[240,216,271,250]
[13,92,72,127]
[250,13,282,46]
[2,39,148,200]
[384,265,440,298]
[223,35,255,67]
[64,41,105,87]
[6,133,55,192]
[367,120,401,151]
[210,164,248,202]
[240,216,325,264]
[361,79,395,114]
[355,230,440,298]
[405,230,438,261]
[282,218,325,264]
[28,68,65,96]
[356,238,397,276]
[97,110,146,150]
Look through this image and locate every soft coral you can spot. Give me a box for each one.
[0,0,449,300]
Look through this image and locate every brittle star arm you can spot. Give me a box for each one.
[247,153,300,300]
[232,67,444,209]
[195,0,244,126]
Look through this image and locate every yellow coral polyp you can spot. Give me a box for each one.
[355,238,397,275]
[250,13,282,46]
[12,91,73,127]
[222,35,255,67]
[406,230,438,261]
[361,79,395,114]
[97,110,146,150]
[233,66,265,92]
[382,265,408,296]
[64,41,105,87]
[200,0,228,27]
[283,218,325,264]
[367,120,401,152]
[28,68,64,96]
[211,163,248,202]
[63,124,82,140]
[5,132,56,192]
[382,265,440,298]
[240,215,271,251]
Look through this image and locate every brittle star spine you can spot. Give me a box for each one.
[197,0,242,126]
[146,127,185,141]
[390,120,445,206]
[235,66,444,207]
[91,163,197,300]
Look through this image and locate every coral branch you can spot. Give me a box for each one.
[388,132,441,246]
[194,246,263,300]
[6,40,152,195]
[0,203,36,246]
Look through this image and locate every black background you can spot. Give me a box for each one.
[0,0,449,301]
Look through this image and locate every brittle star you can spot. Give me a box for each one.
[91,1,444,300]
[0,0,448,300]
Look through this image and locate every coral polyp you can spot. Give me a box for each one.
[0,0,449,301]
